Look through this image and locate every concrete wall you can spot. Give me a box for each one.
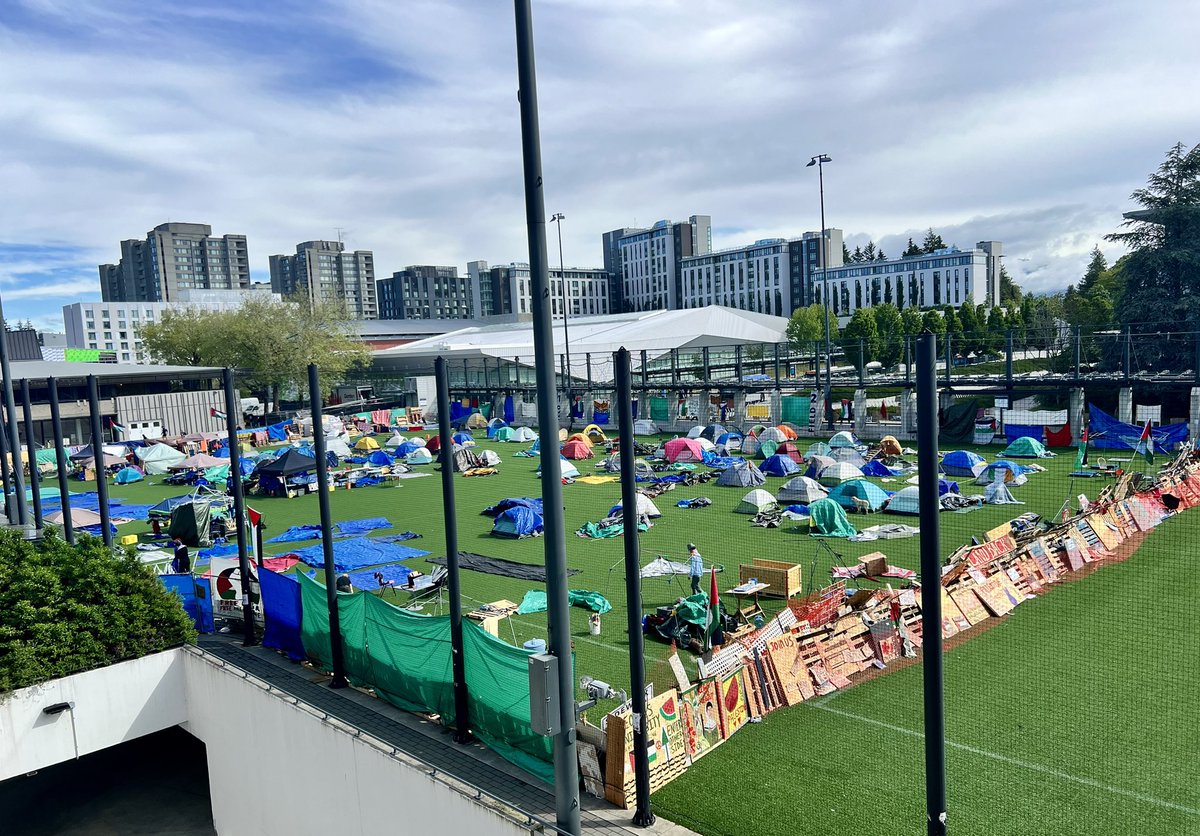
[116,389,230,437]
[180,650,531,836]
[0,650,187,782]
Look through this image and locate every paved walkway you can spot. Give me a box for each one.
[198,637,695,836]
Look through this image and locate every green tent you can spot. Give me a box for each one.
[495,426,514,442]
[1001,436,1051,458]
[808,497,858,537]
[168,501,213,547]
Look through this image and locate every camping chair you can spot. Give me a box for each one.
[373,571,399,598]
[405,566,448,613]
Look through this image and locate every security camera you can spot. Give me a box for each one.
[580,676,626,703]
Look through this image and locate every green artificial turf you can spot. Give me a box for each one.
[67,431,1196,835]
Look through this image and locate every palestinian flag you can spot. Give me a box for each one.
[1138,420,1154,466]
[1075,427,1089,471]
[210,407,228,422]
[108,418,126,435]
[705,566,720,650]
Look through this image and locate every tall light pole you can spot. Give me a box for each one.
[551,212,571,407]
[807,153,834,430]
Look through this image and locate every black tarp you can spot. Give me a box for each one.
[939,399,979,445]
[428,552,580,582]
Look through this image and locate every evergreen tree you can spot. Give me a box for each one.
[1062,246,1116,333]
[958,301,980,357]
[1018,295,1035,343]
[902,238,921,258]
[942,304,963,336]
[872,304,903,366]
[851,245,864,263]
[842,242,853,263]
[921,228,947,254]
[883,278,893,305]
[840,308,880,371]
[863,241,877,262]
[998,265,1023,306]
[876,249,888,261]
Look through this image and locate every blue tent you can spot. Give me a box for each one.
[452,432,474,445]
[828,479,892,511]
[114,466,144,485]
[366,450,393,466]
[861,459,900,478]
[395,440,422,458]
[942,450,985,476]
[492,505,544,538]
[939,478,959,496]
[486,417,509,439]
[482,497,544,517]
[715,432,743,446]
[760,454,801,477]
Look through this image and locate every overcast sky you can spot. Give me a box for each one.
[2,0,1198,330]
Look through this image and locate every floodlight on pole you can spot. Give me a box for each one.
[807,153,835,430]
[551,212,571,412]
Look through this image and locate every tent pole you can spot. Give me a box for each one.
[513,1,580,831]
[308,364,348,688]
[47,378,74,544]
[616,348,655,827]
[916,332,948,836]
[86,376,113,548]
[435,357,471,743]
[20,379,42,530]
[223,369,257,647]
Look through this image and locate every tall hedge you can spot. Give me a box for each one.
[0,529,196,692]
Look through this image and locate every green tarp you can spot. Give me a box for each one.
[781,396,811,426]
[940,399,978,444]
[516,589,612,615]
[576,519,649,539]
[808,497,859,537]
[650,397,670,422]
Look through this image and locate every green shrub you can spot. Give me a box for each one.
[0,528,196,692]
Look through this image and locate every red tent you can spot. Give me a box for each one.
[776,441,804,463]
[426,435,443,453]
[561,439,594,460]
[663,437,705,463]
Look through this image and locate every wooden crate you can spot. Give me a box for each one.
[739,558,802,599]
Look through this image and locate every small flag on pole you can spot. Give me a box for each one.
[1138,420,1154,466]
[210,407,228,422]
[108,417,126,435]
[1074,427,1089,471]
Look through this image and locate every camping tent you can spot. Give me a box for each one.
[757,439,779,460]
[407,447,434,465]
[537,457,581,479]
[354,436,380,452]
[451,446,481,472]
[169,501,213,547]
[485,418,508,439]
[699,423,726,442]
[716,431,742,448]
[686,425,704,439]
[562,439,594,460]
[395,440,422,458]
[861,459,898,478]
[633,459,655,479]
[1001,436,1052,458]
[426,435,444,453]
[46,507,111,532]
[735,489,778,514]
[805,455,836,479]
[829,448,868,468]
[984,478,1022,504]
[694,437,716,452]
[254,448,317,477]
[885,486,921,515]
[464,412,488,430]
[758,427,787,443]
[942,450,986,477]
[716,461,766,487]
[495,426,514,442]
[325,435,354,459]
[384,432,407,448]
[584,424,607,443]
[975,460,1027,486]
[879,436,902,457]
[818,462,864,486]
[633,419,658,435]
[170,453,227,471]
[136,443,187,475]
[366,450,393,467]
[452,432,475,447]
[740,434,761,457]
[663,438,705,463]
[511,426,537,442]
[805,441,832,459]
[761,454,801,477]
[808,497,858,536]
[610,493,662,518]
[476,449,501,467]
[114,466,144,485]
[829,430,860,449]
[778,476,827,503]
[492,506,544,537]
[776,441,804,463]
[774,424,798,440]
[828,479,891,512]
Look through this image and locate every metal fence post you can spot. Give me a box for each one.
[19,379,42,530]
[1006,329,1014,387]
[308,364,348,689]
[1,335,28,526]
[917,332,948,836]
[46,378,73,544]
[85,376,112,547]
[222,369,257,646]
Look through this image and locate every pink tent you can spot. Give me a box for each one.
[169,453,228,470]
[663,438,705,463]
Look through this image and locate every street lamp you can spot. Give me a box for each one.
[806,153,834,430]
[551,212,572,411]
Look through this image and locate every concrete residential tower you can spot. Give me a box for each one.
[268,241,377,319]
[98,222,250,303]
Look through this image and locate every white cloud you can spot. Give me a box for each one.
[0,0,1197,318]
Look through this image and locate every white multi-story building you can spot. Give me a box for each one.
[466,261,610,319]
[617,215,711,311]
[63,288,279,364]
[814,241,1003,320]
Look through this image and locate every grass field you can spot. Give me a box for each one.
[73,430,1197,835]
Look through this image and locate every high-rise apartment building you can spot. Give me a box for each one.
[466,261,609,318]
[98,222,250,303]
[268,241,377,319]
[614,215,711,311]
[376,266,473,320]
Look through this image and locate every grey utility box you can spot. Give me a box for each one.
[528,652,560,737]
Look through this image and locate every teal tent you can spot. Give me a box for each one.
[828,479,891,511]
[808,497,858,537]
[1001,436,1053,458]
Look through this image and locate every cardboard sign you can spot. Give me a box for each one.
[1061,537,1086,572]
[667,653,692,694]
[764,634,811,707]
[973,575,1015,617]
[679,680,724,762]
[605,687,690,808]
[984,521,1013,543]
[949,585,990,625]
[1025,538,1060,583]
[965,534,1017,569]
[210,557,263,623]
[716,669,750,738]
[940,587,970,634]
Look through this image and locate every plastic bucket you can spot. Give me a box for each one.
[523,638,547,653]
[588,614,601,635]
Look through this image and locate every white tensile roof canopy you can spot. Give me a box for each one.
[371,306,789,384]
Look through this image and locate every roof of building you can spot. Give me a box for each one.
[354,319,484,339]
[371,305,789,382]
[8,359,223,384]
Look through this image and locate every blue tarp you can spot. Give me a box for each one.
[703,455,745,470]
[268,524,324,544]
[266,421,292,442]
[374,532,422,542]
[335,517,391,536]
[861,459,902,478]
[784,503,810,515]
[503,395,515,424]
[482,497,543,517]
[449,402,472,424]
[288,537,429,571]
[346,562,415,590]
[109,502,154,520]
[593,408,609,425]
[492,506,544,537]
[395,441,422,458]
[159,574,215,634]
[1004,424,1044,443]
[1087,404,1189,452]
[939,478,959,496]
[259,568,305,660]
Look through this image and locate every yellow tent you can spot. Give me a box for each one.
[566,432,593,448]
[583,423,607,443]
[879,435,902,457]
[354,436,381,451]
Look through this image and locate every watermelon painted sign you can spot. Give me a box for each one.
[965,534,1017,569]
[605,687,689,809]
[209,556,263,623]
[716,669,749,738]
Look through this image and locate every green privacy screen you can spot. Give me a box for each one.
[297,572,550,781]
[781,396,811,426]
[650,397,670,422]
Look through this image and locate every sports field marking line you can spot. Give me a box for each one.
[811,703,1200,817]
